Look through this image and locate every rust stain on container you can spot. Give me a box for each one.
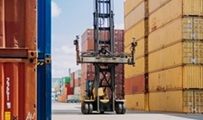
[0,59,36,120]
[149,66,183,92]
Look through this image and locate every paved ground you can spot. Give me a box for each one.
[52,101,203,120]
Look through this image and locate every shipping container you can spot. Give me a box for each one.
[148,0,170,15]
[183,90,203,113]
[70,72,75,88]
[149,90,183,112]
[124,19,145,40]
[149,41,203,72]
[125,75,146,94]
[124,1,145,31]
[125,93,148,111]
[149,0,203,33]
[0,0,36,58]
[148,65,203,91]
[149,17,203,53]
[0,59,36,120]
[125,57,145,79]
[81,29,124,52]
[124,0,143,16]
[65,84,73,95]
[149,90,203,113]
[74,69,81,80]
[81,39,94,52]
[74,78,81,87]
[74,87,81,95]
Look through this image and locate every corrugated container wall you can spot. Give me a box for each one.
[0,60,37,120]
[0,0,37,58]
[124,0,203,113]
[0,0,37,120]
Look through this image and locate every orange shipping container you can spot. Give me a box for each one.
[125,93,149,111]
[124,1,145,31]
[125,57,145,79]
[148,0,170,15]
[149,0,203,33]
[0,59,36,120]
[148,41,203,72]
[125,20,145,41]
[149,65,203,91]
[0,0,36,57]
[149,90,203,113]
[124,0,143,16]
[149,17,203,53]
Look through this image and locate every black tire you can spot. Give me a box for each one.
[81,103,89,114]
[116,103,126,114]
[89,103,93,114]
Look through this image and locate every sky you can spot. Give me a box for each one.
[51,0,124,78]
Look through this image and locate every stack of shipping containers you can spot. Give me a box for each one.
[148,0,203,113]
[74,70,81,99]
[58,77,73,102]
[0,1,37,119]
[81,29,125,100]
[124,0,149,111]
[69,70,81,102]
[124,0,203,113]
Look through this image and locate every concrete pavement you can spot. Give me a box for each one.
[52,102,202,120]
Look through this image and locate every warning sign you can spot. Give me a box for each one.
[5,111,11,120]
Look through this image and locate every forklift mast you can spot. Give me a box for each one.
[74,0,137,114]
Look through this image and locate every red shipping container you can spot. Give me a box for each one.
[65,84,73,95]
[0,0,37,58]
[81,29,124,53]
[125,74,147,94]
[0,59,36,120]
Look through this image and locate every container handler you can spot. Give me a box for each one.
[74,0,137,114]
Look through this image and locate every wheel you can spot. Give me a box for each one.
[89,103,93,114]
[116,103,126,114]
[81,103,89,114]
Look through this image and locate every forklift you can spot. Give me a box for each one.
[74,0,137,114]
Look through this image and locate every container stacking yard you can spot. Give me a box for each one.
[124,0,203,113]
